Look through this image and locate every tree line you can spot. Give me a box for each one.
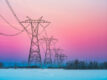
[65,60,107,69]
[0,60,107,69]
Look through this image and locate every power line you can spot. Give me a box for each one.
[0,14,22,31]
[4,0,33,39]
[0,24,30,36]
[5,0,31,35]
[0,32,23,36]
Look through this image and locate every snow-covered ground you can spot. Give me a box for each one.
[0,69,107,80]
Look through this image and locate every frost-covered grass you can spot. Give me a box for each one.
[0,69,107,80]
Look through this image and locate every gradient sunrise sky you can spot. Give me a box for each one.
[0,0,107,63]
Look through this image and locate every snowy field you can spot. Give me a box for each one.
[0,69,107,80]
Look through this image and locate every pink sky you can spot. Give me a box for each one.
[0,0,107,62]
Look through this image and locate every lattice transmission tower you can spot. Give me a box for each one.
[21,17,50,66]
[53,48,67,67]
[40,36,57,66]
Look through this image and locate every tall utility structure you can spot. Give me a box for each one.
[41,36,57,66]
[53,48,62,66]
[20,17,50,66]
[53,48,67,67]
[59,53,67,66]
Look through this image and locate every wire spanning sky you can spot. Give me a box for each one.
[0,0,107,63]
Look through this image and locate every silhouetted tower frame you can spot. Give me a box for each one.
[53,48,62,65]
[41,36,57,66]
[59,53,67,66]
[20,17,50,66]
[53,48,67,67]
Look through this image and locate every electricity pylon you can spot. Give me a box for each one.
[40,36,57,66]
[59,53,67,66]
[53,48,62,66]
[20,17,50,66]
[53,48,67,67]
